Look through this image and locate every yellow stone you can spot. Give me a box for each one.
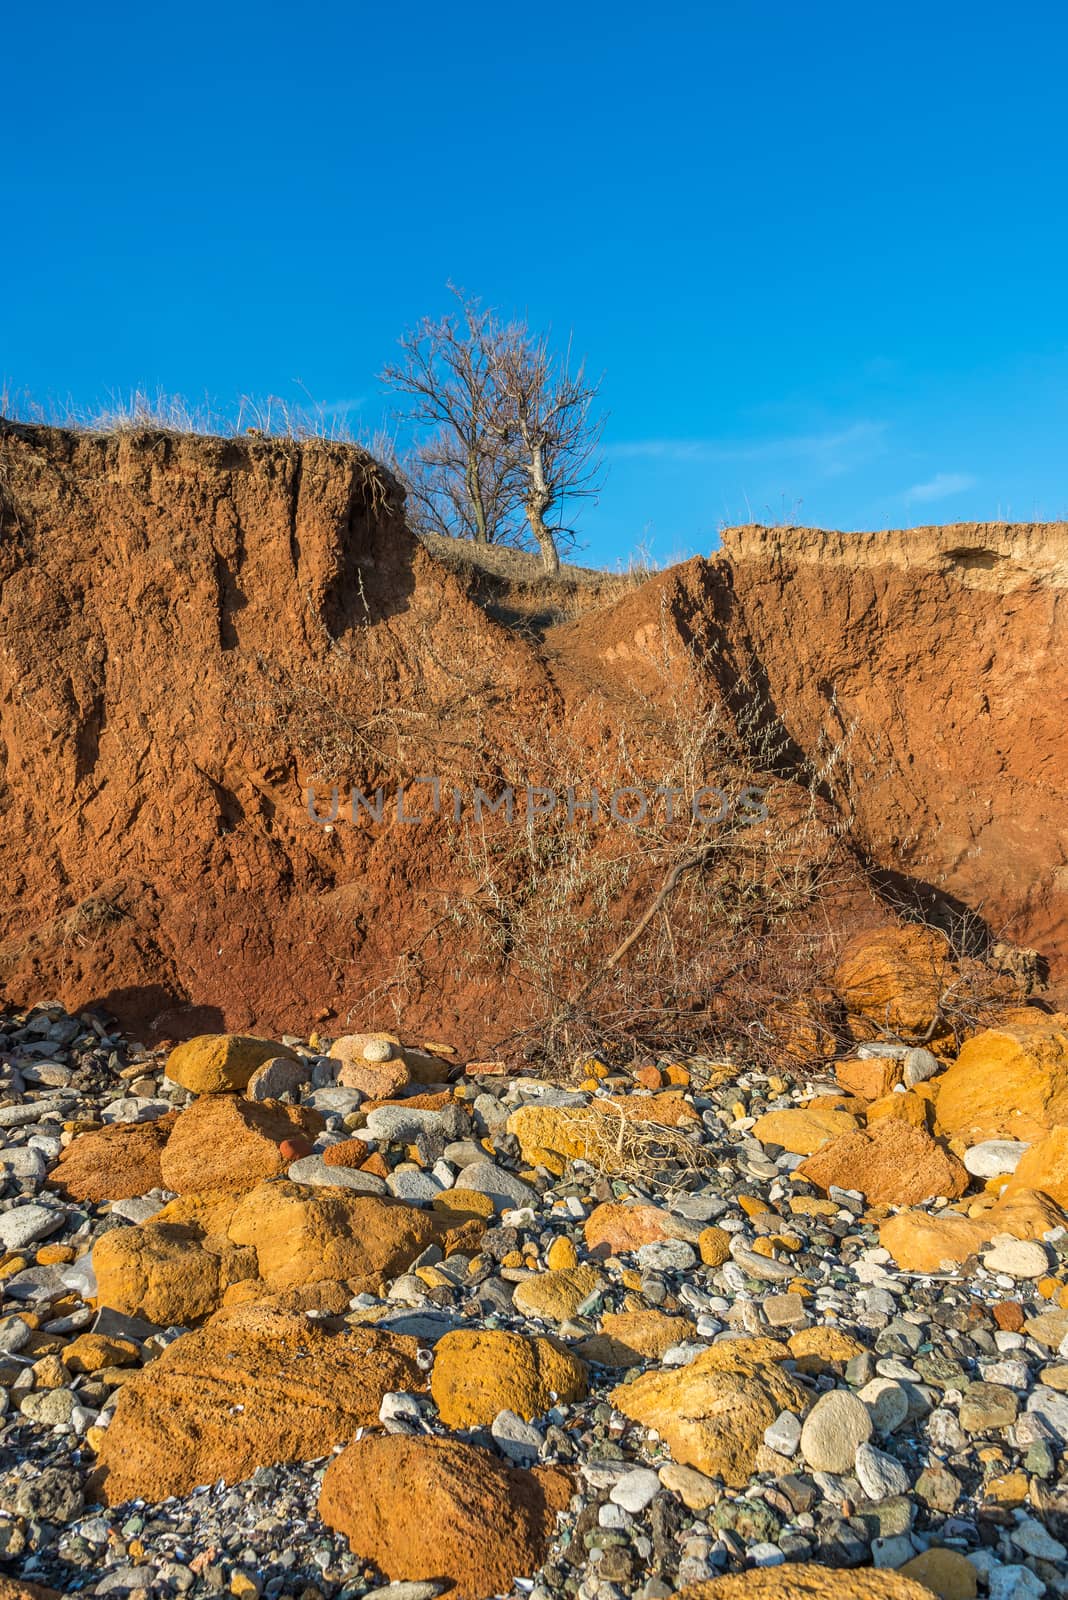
[751,1105,858,1156]
[865,1090,929,1129]
[85,1425,108,1453]
[0,1256,27,1280]
[414,1265,454,1289]
[985,1470,1028,1506]
[32,1354,68,1388]
[35,1244,75,1266]
[63,1333,141,1373]
[1038,1277,1060,1299]
[621,1268,643,1290]
[166,1032,299,1096]
[899,1547,978,1599]
[430,1188,495,1220]
[787,1326,866,1365]
[430,1327,587,1425]
[512,1265,604,1323]
[546,1237,579,1271]
[231,1574,260,1600]
[751,1238,778,1259]
[698,1227,731,1267]
[500,1250,524,1269]
[788,1196,838,1218]
[738,1194,772,1218]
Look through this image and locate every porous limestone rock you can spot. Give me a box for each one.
[166,1034,299,1095]
[50,1112,178,1203]
[797,1118,968,1206]
[318,1436,571,1600]
[430,1328,587,1425]
[934,1017,1068,1144]
[609,1339,809,1487]
[93,1304,425,1503]
[159,1094,324,1194]
[672,1565,941,1598]
[880,1187,1067,1273]
[834,925,953,1038]
[752,1106,859,1155]
[93,1222,258,1326]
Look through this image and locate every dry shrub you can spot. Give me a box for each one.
[565,1101,720,1194]
[442,608,865,1068]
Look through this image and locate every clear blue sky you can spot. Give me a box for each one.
[5,2,1067,566]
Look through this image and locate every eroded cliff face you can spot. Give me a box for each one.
[0,421,1064,1045]
[717,523,1068,976]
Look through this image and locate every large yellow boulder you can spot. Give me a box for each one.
[797,1118,968,1207]
[159,1094,323,1194]
[672,1565,940,1598]
[752,1106,858,1155]
[93,1304,425,1504]
[1002,1125,1068,1208]
[430,1329,586,1425]
[166,1034,299,1095]
[226,1181,481,1293]
[934,1018,1068,1143]
[880,1187,1066,1273]
[610,1339,808,1487]
[835,925,952,1037]
[93,1222,258,1325]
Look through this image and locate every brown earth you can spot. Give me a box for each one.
[1,420,1065,1053]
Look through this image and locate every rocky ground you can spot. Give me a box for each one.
[3,939,1068,1600]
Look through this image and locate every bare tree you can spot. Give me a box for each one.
[380,290,521,546]
[382,288,604,572]
[489,328,604,575]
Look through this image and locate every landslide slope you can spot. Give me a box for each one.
[0,420,1064,1047]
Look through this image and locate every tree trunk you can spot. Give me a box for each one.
[526,442,559,573]
[466,449,488,543]
[527,503,560,573]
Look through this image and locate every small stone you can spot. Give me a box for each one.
[657,1462,718,1510]
[286,1154,387,1193]
[897,1549,977,1598]
[0,1204,62,1252]
[1010,1515,1067,1560]
[453,1159,536,1212]
[490,1407,542,1463]
[800,1388,873,1472]
[7,1465,84,1523]
[981,1237,1048,1278]
[857,1378,910,1435]
[513,1266,603,1323]
[19,1385,77,1426]
[698,1227,731,1267]
[914,1465,962,1513]
[606,1467,661,1514]
[854,1440,911,1500]
[964,1139,1029,1178]
[763,1410,801,1456]
[959,1381,1018,1433]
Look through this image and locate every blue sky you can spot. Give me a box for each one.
[5,1,1067,567]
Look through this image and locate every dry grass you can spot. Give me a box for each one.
[0,384,363,444]
[565,1100,720,1193]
